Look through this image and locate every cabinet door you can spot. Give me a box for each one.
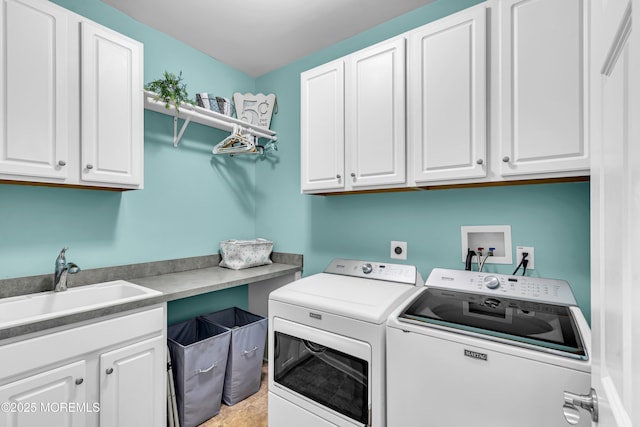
[99,335,165,427]
[499,0,589,176]
[0,361,87,427]
[301,60,345,193]
[409,5,487,183]
[0,0,70,181]
[346,37,406,189]
[80,21,143,187]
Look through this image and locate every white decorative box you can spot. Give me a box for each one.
[219,238,273,270]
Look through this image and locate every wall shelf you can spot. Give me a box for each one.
[143,90,277,147]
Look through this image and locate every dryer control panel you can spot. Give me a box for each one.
[324,259,423,286]
[426,268,578,306]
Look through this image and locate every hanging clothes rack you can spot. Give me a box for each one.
[143,90,277,148]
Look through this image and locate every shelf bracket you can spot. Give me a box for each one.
[173,115,192,147]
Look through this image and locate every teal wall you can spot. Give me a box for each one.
[0,0,591,322]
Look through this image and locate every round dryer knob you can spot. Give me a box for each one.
[484,275,500,290]
[362,263,373,274]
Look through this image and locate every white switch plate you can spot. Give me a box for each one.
[391,241,407,260]
[516,246,535,269]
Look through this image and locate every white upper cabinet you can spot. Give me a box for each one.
[301,38,405,194]
[301,0,589,193]
[497,0,589,177]
[81,21,143,187]
[346,38,406,189]
[301,60,345,192]
[408,4,487,184]
[0,0,143,190]
[0,0,71,181]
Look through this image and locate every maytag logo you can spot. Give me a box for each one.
[309,312,322,320]
[441,276,455,281]
[464,349,488,361]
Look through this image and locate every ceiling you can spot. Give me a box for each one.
[100,0,436,77]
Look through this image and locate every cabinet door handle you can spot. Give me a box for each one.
[336,174,341,179]
[106,367,114,375]
[86,164,94,170]
[350,173,356,180]
[476,159,483,165]
[502,156,510,163]
[75,378,84,385]
[58,160,66,166]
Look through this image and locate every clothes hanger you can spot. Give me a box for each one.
[212,125,257,155]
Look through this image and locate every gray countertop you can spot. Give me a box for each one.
[0,253,303,341]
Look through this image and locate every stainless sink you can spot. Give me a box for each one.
[0,280,161,329]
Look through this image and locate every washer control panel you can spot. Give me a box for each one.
[324,259,423,285]
[426,268,578,306]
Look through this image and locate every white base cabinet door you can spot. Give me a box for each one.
[409,4,487,184]
[0,361,87,427]
[0,0,71,182]
[99,336,165,427]
[498,0,589,177]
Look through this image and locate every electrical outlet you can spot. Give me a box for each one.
[516,246,535,270]
[390,241,407,260]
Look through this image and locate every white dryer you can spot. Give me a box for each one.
[269,259,423,427]
[386,268,592,427]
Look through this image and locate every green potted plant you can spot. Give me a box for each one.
[145,71,193,114]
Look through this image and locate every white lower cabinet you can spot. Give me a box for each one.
[0,361,88,427]
[0,306,166,427]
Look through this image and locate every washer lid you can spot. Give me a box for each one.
[398,287,588,360]
[270,272,418,324]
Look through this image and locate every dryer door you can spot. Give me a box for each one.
[271,317,371,426]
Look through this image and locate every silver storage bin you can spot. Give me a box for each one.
[219,238,273,270]
[167,318,231,427]
[199,307,268,405]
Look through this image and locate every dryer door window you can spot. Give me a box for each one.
[273,331,369,424]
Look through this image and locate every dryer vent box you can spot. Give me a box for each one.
[461,225,512,265]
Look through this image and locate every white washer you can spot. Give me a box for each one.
[268,259,423,427]
[387,268,592,427]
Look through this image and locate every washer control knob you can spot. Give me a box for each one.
[362,263,373,274]
[484,275,500,290]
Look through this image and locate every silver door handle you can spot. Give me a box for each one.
[563,388,598,424]
[502,156,510,163]
[106,367,114,375]
[476,159,483,165]
[86,164,94,170]
[58,160,66,166]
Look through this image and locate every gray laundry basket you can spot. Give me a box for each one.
[199,307,268,405]
[167,318,231,427]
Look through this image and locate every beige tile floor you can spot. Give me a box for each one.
[198,363,268,427]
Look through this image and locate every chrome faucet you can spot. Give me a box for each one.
[53,247,80,292]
